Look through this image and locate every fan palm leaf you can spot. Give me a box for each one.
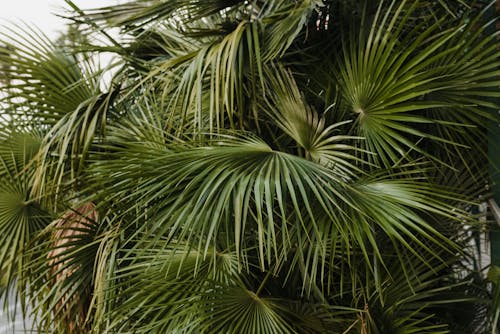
[330,0,499,167]
[0,25,113,204]
[0,130,51,318]
[90,129,464,288]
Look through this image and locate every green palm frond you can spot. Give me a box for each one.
[91,131,464,287]
[0,130,51,309]
[1,0,498,332]
[360,260,460,333]
[100,239,240,333]
[260,65,366,174]
[100,235,351,334]
[78,0,245,30]
[197,285,298,334]
[0,25,96,123]
[88,0,323,133]
[0,130,42,174]
[0,25,113,204]
[331,0,499,167]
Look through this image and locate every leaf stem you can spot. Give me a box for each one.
[256,269,273,296]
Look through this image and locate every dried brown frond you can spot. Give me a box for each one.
[47,202,98,333]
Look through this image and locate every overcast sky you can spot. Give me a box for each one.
[1,1,120,38]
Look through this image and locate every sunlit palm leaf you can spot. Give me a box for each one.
[91,131,462,286]
[260,65,366,174]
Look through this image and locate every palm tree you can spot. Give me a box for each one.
[0,0,499,333]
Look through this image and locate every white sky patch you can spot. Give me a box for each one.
[0,1,121,39]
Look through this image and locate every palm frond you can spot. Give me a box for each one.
[90,131,464,289]
[0,24,113,204]
[1,0,498,332]
[260,65,366,174]
[332,0,499,167]
[0,130,51,316]
[24,203,101,334]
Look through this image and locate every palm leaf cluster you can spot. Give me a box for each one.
[0,0,499,333]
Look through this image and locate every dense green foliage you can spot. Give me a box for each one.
[0,0,499,333]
